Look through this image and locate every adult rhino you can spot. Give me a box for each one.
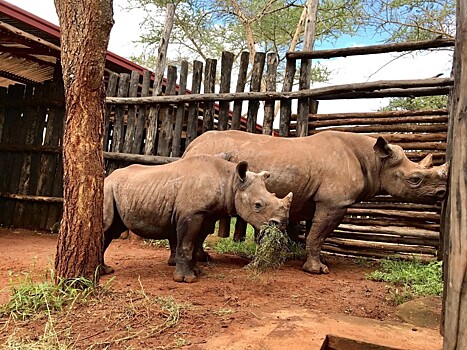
[183,130,448,274]
[103,154,293,282]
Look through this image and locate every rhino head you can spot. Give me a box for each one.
[374,137,448,204]
[233,161,293,231]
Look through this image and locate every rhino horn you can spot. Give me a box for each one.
[419,154,433,168]
[439,162,449,177]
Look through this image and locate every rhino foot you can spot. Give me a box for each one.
[173,271,197,283]
[101,264,115,275]
[302,259,329,274]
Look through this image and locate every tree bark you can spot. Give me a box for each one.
[441,0,467,346]
[54,0,113,282]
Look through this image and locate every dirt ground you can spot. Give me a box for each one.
[0,228,443,349]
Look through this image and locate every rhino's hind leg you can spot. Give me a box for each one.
[303,206,347,274]
[167,235,177,266]
[173,215,204,283]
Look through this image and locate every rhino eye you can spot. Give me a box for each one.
[407,174,423,187]
[253,201,264,212]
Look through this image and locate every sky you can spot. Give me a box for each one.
[5,0,454,114]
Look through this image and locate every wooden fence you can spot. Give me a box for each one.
[0,38,455,261]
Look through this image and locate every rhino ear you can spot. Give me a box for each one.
[236,161,249,182]
[419,154,433,168]
[373,137,392,159]
[215,151,234,161]
[259,171,270,180]
[282,192,293,209]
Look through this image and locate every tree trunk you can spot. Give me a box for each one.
[54,0,113,282]
[441,0,467,347]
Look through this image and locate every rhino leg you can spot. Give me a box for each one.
[303,206,347,274]
[167,235,177,266]
[194,222,214,263]
[102,184,128,275]
[173,215,204,283]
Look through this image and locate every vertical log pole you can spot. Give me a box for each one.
[54,0,113,281]
[279,59,296,137]
[218,51,234,131]
[123,71,141,153]
[246,52,266,133]
[263,52,278,135]
[172,61,188,157]
[158,65,177,156]
[132,70,151,154]
[144,4,175,155]
[103,72,118,152]
[296,0,319,138]
[441,0,467,347]
[231,52,249,130]
[202,59,217,133]
[186,60,203,146]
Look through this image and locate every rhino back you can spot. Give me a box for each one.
[105,157,233,238]
[184,130,382,218]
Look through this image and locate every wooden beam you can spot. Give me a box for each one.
[287,38,455,60]
[0,70,38,85]
[106,78,453,105]
[0,21,61,52]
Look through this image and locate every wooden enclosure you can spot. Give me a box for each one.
[0,38,455,261]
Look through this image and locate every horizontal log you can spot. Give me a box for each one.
[341,217,440,231]
[336,223,439,239]
[317,87,450,100]
[351,201,441,211]
[365,133,447,142]
[322,244,435,261]
[104,152,179,165]
[325,237,437,254]
[346,208,440,221]
[331,231,439,247]
[392,142,446,151]
[106,78,452,105]
[0,144,61,153]
[0,98,64,108]
[286,38,455,59]
[309,115,448,128]
[307,109,448,121]
[311,124,448,133]
[0,192,63,203]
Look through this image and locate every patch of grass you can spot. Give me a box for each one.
[246,225,290,271]
[0,270,103,321]
[141,239,170,249]
[366,258,443,304]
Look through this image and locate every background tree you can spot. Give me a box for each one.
[379,96,448,111]
[54,0,114,282]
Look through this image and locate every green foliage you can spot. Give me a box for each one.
[366,258,443,304]
[380,95,448,111]
[246,225,290,271]
[0,270,102,321]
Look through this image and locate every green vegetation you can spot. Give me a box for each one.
[379,96,448,111]
[247,225,290,271]
[0,270,102,321]
[366,258,443,304]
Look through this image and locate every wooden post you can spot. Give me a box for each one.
[246,52,266,133]
[158,65,177,156]
[279,58,296,137]
[231,52,249,130]
[132,70,151,154]
[103,73,118,152]
[123,71,141,153]
[441,0,467,347]
[218,51,234,131]
[263,52,278,135]
[144,4,175,155]
[202,58,217,133]
[172,61,188,157]
[185,60,203,146]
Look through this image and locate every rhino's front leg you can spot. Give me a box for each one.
[173,215,204,283]
[303,205,347,274]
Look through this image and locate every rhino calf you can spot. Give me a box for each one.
[103,154,293,283]
[183,130,448,275]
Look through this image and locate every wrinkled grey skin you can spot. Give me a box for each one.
[103,154,293,283]
[183,130,448,274]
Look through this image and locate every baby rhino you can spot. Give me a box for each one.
[103,154,293,283]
